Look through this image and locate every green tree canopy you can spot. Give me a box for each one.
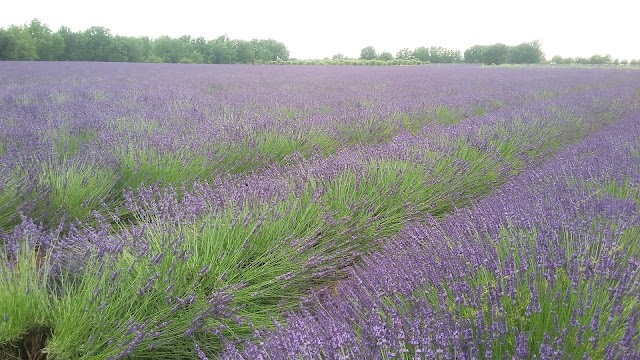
[0,18,290,64]
[396,48,412,60]
[482,43,510,65]
[378,51,393,61]
[28,19,65,60]
[509,41,544,64]
[464,45,488,63]
[360,46,377,60]
[412,46,429,62]
[0,25,37,60]
[589,54,612,65]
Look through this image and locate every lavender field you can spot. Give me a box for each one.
[1,62,639,359]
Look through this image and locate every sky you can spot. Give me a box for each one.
[1,0,638,61]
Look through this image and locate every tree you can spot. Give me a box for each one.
[482,43,510,65]
[551,55,563,64]
[208,35,238,64]
[428,46,460,63]
[265,39,289,61]
[79,26,116,61]
[464,45,488,63]
[378,51,393,61]
[589,54,611,65]
[575,57,589,64]
[396,48,412,60]
[412,46,430,62]
[28,19,65,61]
[56,26,81,60]
[235,40,255,63]
[332,53,346,60]
[0,28,18,60]
[509,41,544,64]
[1,25,37,60]
[251,39,289,62]
[116,36,151,62]
[152,35,193,63]
[360,46,377,60]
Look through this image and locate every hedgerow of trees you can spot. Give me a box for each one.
[358,45,462,63]
[549,54,639,65]
[463,41,545,65]
[0,19,289,63]
[1,20,638,66]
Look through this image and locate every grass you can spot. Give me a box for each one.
[118,145,213,190]
[45,198,327,358]
[256,131,313,163]
[50,129,98,160]
[1,167,24,233]
[435,105,464,125]
[39,159,120,226]
[0,239,53,360]
[337,118,398,146]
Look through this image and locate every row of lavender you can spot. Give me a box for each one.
[1,65,639,359]
[1,63,635,232]
[220,108,640,358]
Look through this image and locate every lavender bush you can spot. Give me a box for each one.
[1,63,640,359]
[222,109,640,359]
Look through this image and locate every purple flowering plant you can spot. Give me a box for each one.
[1,62,639,358]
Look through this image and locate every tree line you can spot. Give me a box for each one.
[349,42,543,65]
[1,19,638,66]
[0,19,289,63]
[356,45,463,63]
[352,41,638,66]
[551,54,640,66]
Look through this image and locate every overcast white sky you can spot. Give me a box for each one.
[2,0,638,60]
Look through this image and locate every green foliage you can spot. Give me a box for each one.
[435,105,463,125]
[256,131,312,162]
[464,44,488,63]
[360,46,377,60]
[464,41,544,65]
[118,145,211,190]
[589,54,612,65]
[0,166,34,233]
[40,159,119,224]
[52,128,98,159]
[427,46,462,63]
[152,35,194,63]
[482,43,511,65]
[27,19,65,61]
[0,25,37,60]
[412,46,430,62]
[77,26,126,62]
[509,41,545,64]
[0,239,53,353]
[378,51,393,61]
[308,129,338,156]
[252,39,289,62]
[396,48,413,60]
[0,19,289,64]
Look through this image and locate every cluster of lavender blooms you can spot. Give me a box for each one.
[1,63,638,230]
[220,109,640,359]
[122,69,639,223]
[2,63,640,358]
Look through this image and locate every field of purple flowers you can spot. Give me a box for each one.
[1,63,639,359]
